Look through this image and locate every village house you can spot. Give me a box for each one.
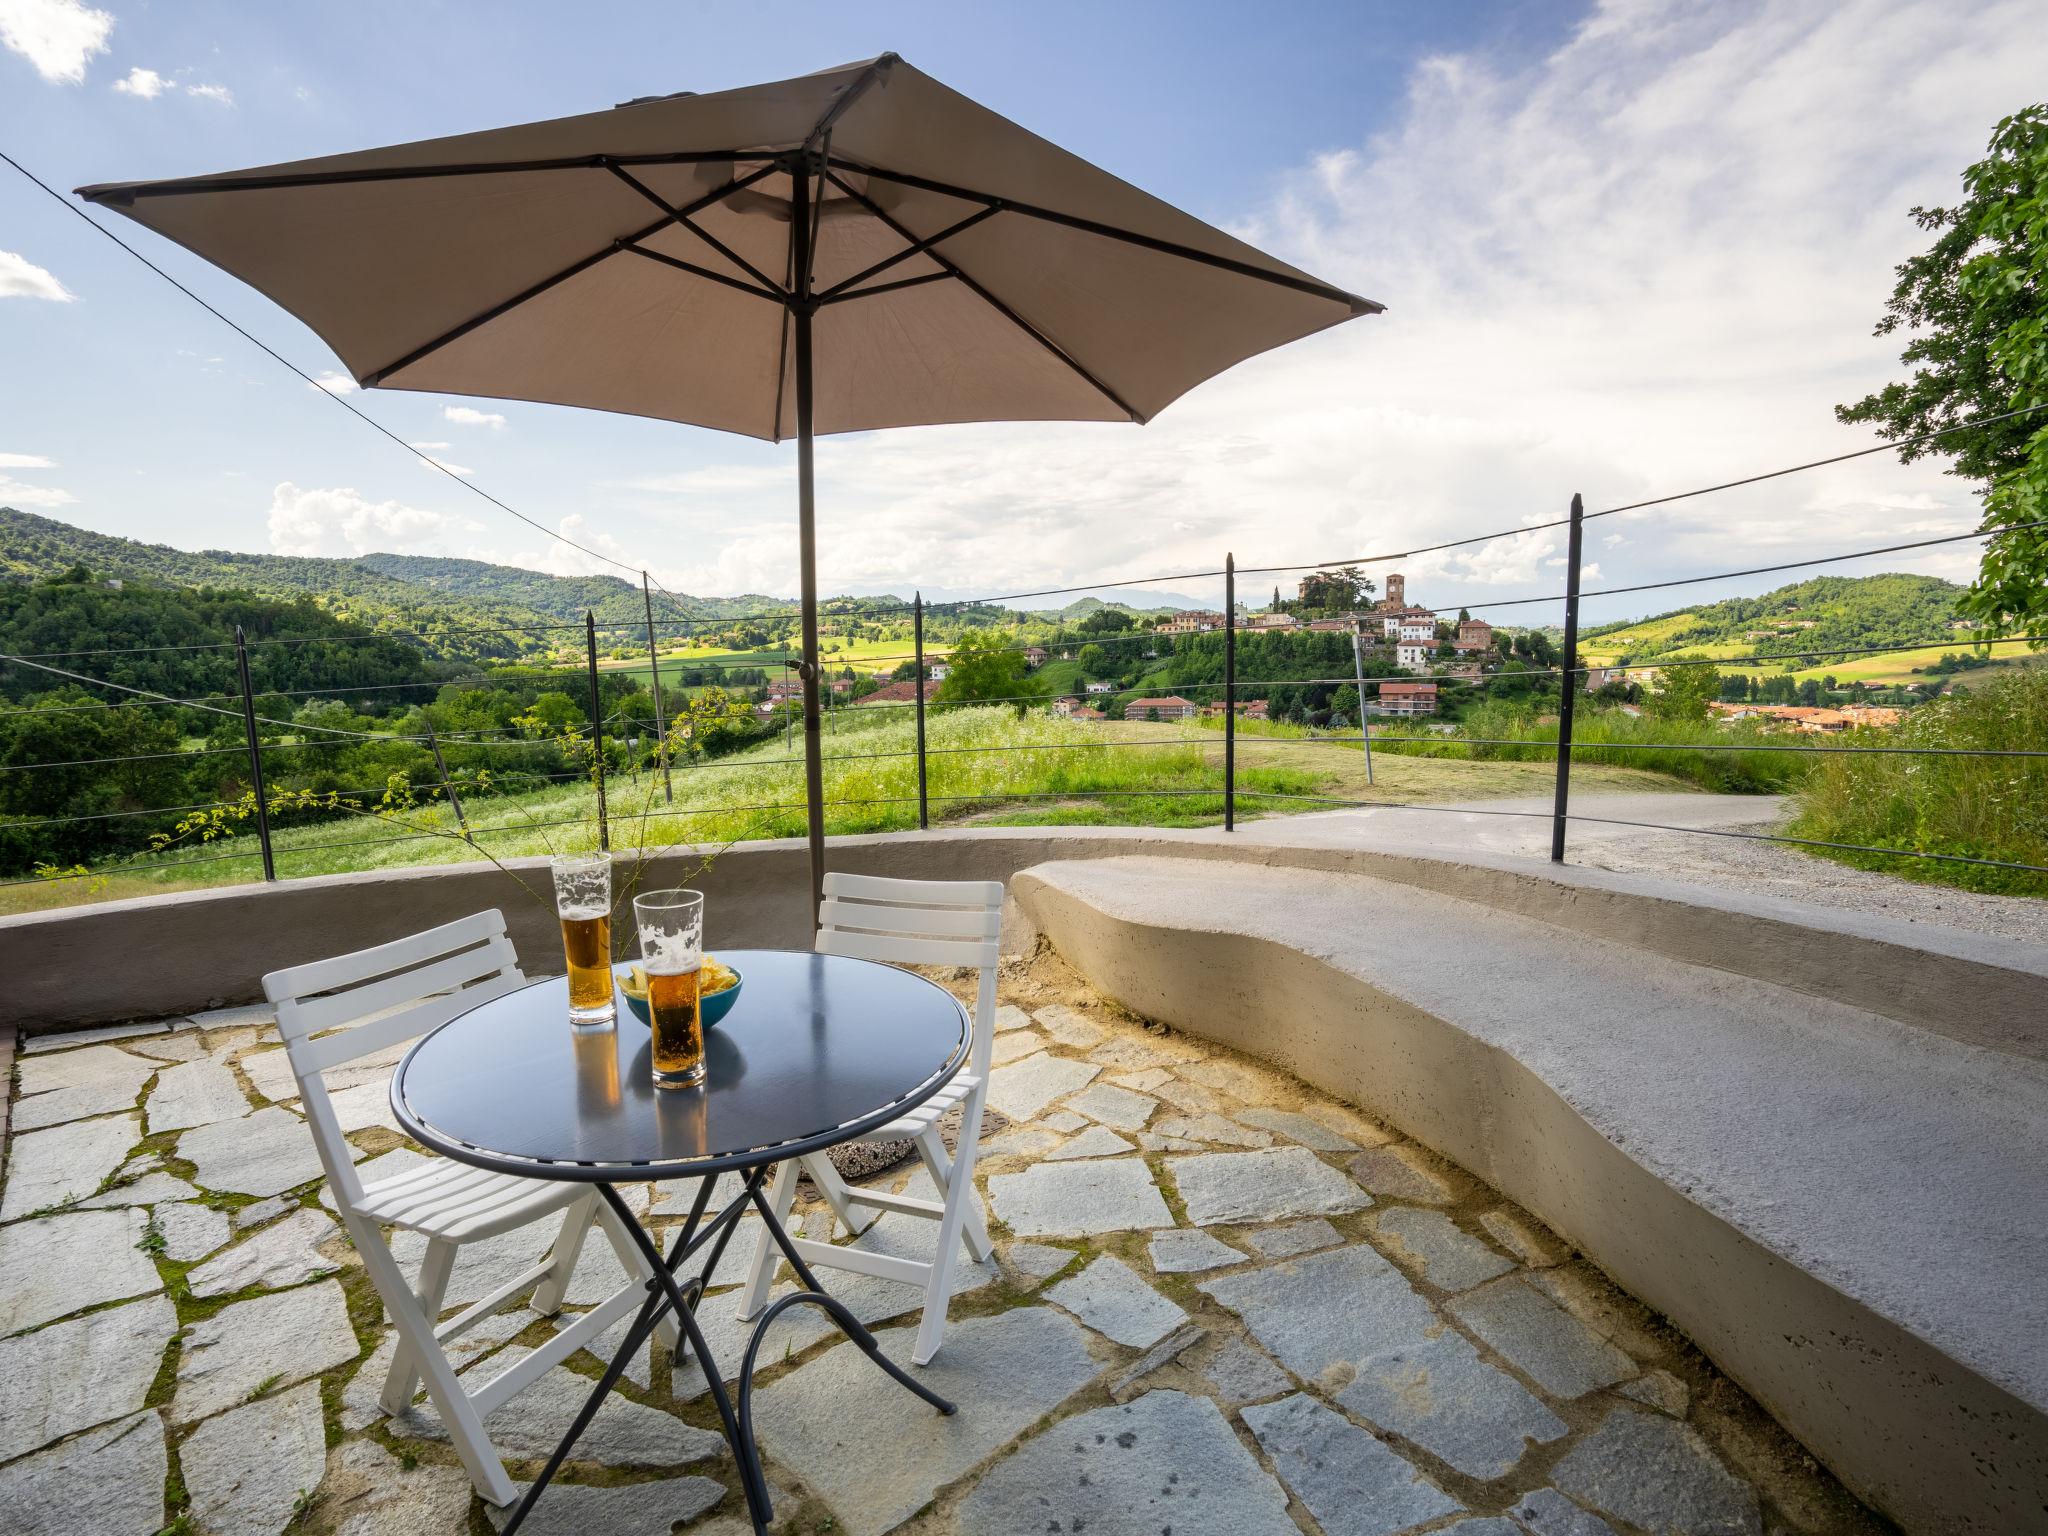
[1065,704,1105,721]
[1245,611,1298,631]
[927,661,951,681]
[1023,645,1047,667]
[1157,609,1225,634]
[854,679,939,706]
[1200,698,1271,719]
[1373,680,1439,716]
[1396,637,1435,672]
[1128,694,1200,720]
[1084,680,1116,695]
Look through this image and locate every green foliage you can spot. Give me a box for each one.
[1647,657,1722,721]
[1836,105,2048,637]
[1582,574,1970,663]
[935,631,1048,712]
[1791,668,2048,895]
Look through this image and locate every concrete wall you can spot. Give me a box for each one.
[5,826,2045,1056]
[1014,867,2048,1536]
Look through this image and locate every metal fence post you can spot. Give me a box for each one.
[584,611,609,852]
[422,714,470,842]
[641,572,673,804]
[232,624,276,882]
[1224,554,1236,831]
[913,593,930,830]
[1351,630,1375,786]
[1550,493,1586,863]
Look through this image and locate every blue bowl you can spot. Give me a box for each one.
[615,962,742,1030]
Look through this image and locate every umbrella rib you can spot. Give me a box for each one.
[828,155,1383,314]
[818,270,954,306]
[602,162,789,299]
[824,169,1143,424]
[618,244,783,302]
[814,204,1001,302]
[358,162,777,387]
[79,150,762,202]
[803,54,898,151]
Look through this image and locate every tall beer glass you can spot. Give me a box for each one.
[633,889,705,1089]
[551,851,615,1027]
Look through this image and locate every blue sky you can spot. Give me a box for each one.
[3,0,2044,625]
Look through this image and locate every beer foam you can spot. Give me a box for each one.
[559,904,608,921]
[639,932,700,975]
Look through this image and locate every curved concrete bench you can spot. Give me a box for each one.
[1013,854,2048,1536]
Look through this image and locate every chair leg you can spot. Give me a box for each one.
[737,1159,800,1321]
[914,1123,993,1263]
[591,1191,679,1351]
[530,1193,597,1316]
[382,1235,456,1414]
[804,1147,881,1237]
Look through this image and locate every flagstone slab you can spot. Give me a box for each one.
[1619,1369,1691,1418]
[1064,1081,1157,1131]
[1151,1075,1234,1115]
[991,1004,1031,1032]
[0,1112,140,1219]
[234,1194,293,1230]
[1046,1255,1186,1347]
[1147,1227,1243,1273]
[989,1029,1047,1065]
[154,1200,234,1263]
[1201,1336,1295,1405]
[1242,1391,1464,1536]
[187,1208,343,1297]
[179,1106,335,1197]
[321,1439,474,1536]
[1509,1487,1622,1535]
[0,1409,166,1536]
[144,1057,249,1134]
[0,1295,176,1462]
[987,1158,1172,1237]
[1005,1241,1078,1285]
[485,1475,727,1534]
[1155,1112,1272,1147]
[1236,1106,1362,1152]
[1168,1146,1371,1226]
[1246,1217,1342,1259]
[1105,1065,1172,1092]
[1109,1322,1207,1400]
[1348,1144,1457,1204]
[1552,1407,1761,1535]
[78,1170,200,1209]
[396,1359,723,1466]
[189,1003,278,1031]
[982,1125,1064,1161]
[1481,1207,1573,1267]
[1197,1244,1437,1390]
[1089,1033,1202,1070]
[1449,1275,1637,1399]
[21,1020,171,1053]
[959,1390,1297,1536]
[238,1046,299,1103]
[1337,1329,1569,1480]
[172,1279,361,1424]
[0,1208,160,1334]
[1376,1207,1517,1293]
[179,1382,328,1536]
[14,1047,157,1130]
[390,1222,554,1310]
[751,1307,1099,1536]
[1033,1003,1104,1049]
[1042,1124,1135,1161]
[985,1051,1100,1120]
[125,1027,207,1063]
[1039,1109,1088,1133]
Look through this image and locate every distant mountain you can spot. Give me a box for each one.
[1581,574,1971,664]
[354,553,794,627]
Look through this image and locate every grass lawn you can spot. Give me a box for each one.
[598,634,936,689]
[5,707,1698,914]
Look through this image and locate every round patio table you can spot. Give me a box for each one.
[390,948,971,1536]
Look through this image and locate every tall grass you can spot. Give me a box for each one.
[1789,670,2048,896]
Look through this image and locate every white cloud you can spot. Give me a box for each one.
[0,474,76,507]
[609,0,2047,618]
[184,81,231,105]
[110,65,165,97]
[443,405,507,429]
[309,370,358,395]
[409,445,474,477]
[0,0,112,84]
[0,249,75,301]
[0,452,57,469]
[266,482,446,558]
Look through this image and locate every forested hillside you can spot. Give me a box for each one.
[354,553,793,626]
[1581,574,1970,663]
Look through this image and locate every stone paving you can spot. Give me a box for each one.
[0,947,1891,1536]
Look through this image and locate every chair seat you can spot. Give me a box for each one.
[851,1073,980,1143]
[351,1155,586,1243]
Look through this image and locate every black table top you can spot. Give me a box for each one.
[391,949,970,1180]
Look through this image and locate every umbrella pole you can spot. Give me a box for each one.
[791,158,827,928]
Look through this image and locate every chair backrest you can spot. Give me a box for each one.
[262,909,525,1209]
[815,873,1003,1076]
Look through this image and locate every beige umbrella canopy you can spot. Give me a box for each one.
[81,53,1380,906]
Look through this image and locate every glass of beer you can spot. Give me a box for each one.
[551,851,615,1028]
[633,889,706,1089]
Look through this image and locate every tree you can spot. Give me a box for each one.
[1076,643,1108,675]
[1837,105,2048,637]
[1078,607,1133,635]
[1647,657,1722,721]
[934,629,1047,714]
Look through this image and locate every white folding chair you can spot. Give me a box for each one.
[263,909,669,1507]
[738,873,1001,1365]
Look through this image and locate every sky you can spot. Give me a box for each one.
[2,0,2045,629]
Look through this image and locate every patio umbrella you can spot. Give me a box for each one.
[80,53,1381,914]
